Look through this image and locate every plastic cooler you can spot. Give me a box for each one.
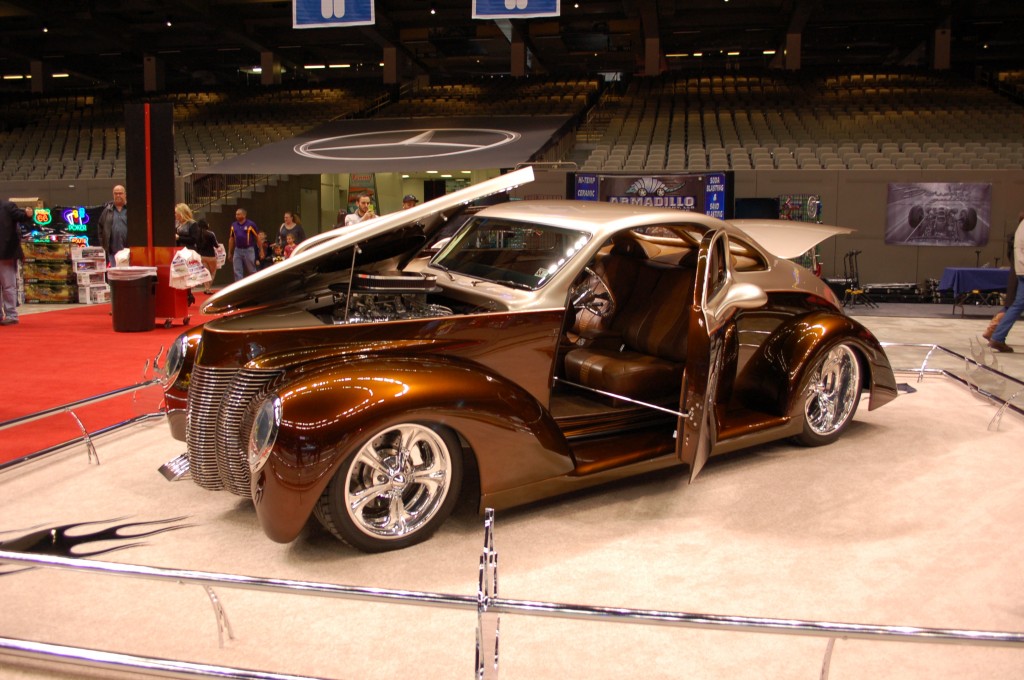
[155,265,192,327]
[106,266,157,332]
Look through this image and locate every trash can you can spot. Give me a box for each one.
[107,266,158,332]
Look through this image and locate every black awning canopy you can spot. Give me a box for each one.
[207,115,571,174]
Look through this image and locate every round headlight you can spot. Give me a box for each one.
[249,395,282,473]
[163,334,190,385]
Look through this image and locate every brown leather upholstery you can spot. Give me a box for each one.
[565,252,696,400]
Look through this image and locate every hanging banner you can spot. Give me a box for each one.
[294,0,374,29]
[595,173,731,219]
[473,0,560,20]
[885,182,991,246]
[346,174,379,215]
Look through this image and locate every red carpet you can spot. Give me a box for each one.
[1,303,219,464]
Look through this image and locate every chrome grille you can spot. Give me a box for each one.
[186,366,280,496]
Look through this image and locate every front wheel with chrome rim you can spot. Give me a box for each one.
[314,422,463,552]
[792,342,862,447]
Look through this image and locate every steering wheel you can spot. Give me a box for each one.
[570,266,616,318]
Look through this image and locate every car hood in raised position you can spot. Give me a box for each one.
[201,166,536,315]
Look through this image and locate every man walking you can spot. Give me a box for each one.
[0,199,34,326]
[228,208,259,281]
[988,214,1024,353]
[97,185,128,267]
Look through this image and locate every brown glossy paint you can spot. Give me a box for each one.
[241,312,579,543]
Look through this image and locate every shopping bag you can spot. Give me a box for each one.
[170,247,210,289]
[214,243,227,269]
[114,248,131,267]
[186,258,212,287]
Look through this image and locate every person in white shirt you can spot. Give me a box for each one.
[344,193,377,227]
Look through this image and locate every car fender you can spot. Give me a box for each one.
[252,355,573,543]
[733,312,898,418]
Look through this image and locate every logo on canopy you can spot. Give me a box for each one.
[294,128,521,161]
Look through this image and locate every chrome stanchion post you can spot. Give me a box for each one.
[475,508,499,680]
[820,637,838,680]
[202,585,235,648]
[988,386,1024,432]
[64,407,99,465]
[916,345,938,383]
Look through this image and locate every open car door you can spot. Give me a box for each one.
[677,230,767,481]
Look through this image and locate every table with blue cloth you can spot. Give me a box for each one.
[937,267,1010,314]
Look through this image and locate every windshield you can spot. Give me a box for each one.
[432,217,591,289]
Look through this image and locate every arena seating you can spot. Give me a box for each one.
[0,85,385,181]
[1,71,1022,183]
[574,71,1024,172]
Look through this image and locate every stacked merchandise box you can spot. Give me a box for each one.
[22,242,77,303]
[73,246,108,304]
[79,285,111,304]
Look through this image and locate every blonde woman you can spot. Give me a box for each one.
[174,203,199,249]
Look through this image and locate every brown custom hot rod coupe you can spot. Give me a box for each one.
[161,167,896,552]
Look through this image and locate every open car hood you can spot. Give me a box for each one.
[202,166,535,314]
[727,219,854,260]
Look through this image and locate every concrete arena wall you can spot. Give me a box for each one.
[736,168,1024,286]
[6,168,1024,286]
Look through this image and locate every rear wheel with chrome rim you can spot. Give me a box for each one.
[793,342,862,447]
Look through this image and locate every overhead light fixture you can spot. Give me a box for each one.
[304,64,326,70]
[461,170,472,174]
[441,174,452,178]
[52,73,69,78]
[430,5,436,15]
[763,49,776,55]
[727,51,740,56]
[165,17,172,27]
[426,170,439,174]
[328,64,351,69]
[42,26,48,33]
[692,52,703,57]
[665,53,688,58]
[3,74,25,80]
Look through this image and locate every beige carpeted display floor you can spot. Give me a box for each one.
[1,313,1023,679]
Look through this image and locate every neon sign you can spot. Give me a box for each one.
[62,206,89,232]
[31,208,52,227]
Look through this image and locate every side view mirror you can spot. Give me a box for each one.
[722,282,768,311]
[704,282,768,333]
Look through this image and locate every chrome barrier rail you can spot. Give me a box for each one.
[0,351,166,471]
[0,378,163,471]
[882,341,1024,427]
[0,638,318,680]
[2,508,1023,680]
[2,344,1023,677]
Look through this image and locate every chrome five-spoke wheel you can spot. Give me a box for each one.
[315,423,462,552]
[794,343,862,446]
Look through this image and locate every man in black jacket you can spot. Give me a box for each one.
[97,185,128,267]
[0,199,34,326]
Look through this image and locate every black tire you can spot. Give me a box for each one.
[908,205,924,229]
[314,422,463,552]
[792,343,862,447]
